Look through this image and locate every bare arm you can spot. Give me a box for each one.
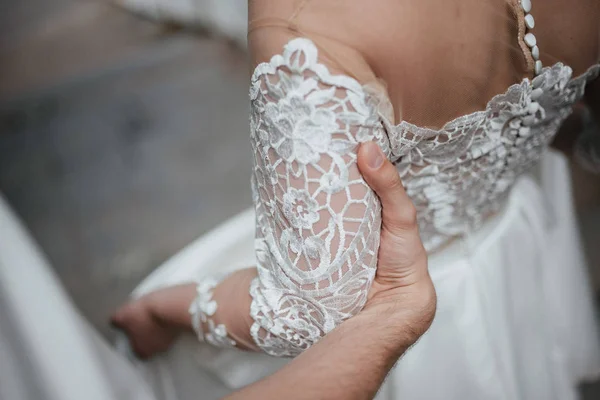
[113,143,436,400]
[224,141,435,399]
[170,36,390,355]
[224,306,408,400]
[120,147,429,400]
[114,19,429,360]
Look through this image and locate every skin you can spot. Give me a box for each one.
[114,0,597,395]
[112,142,436,398]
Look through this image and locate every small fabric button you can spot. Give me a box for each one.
[525,33,537,47]
[532,74,545,88]
[535,60,543,75]
[530,88,544,100]
[525,14,535,29]
[528,102,540,114]
[531,45,540,60]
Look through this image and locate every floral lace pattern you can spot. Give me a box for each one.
[189,277,237,348]
[248,37,600,356]
[391,61,600,249]
[249,38,386,356]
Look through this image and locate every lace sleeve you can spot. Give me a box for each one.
[248,38,389,357]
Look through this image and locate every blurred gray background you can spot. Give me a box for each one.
[0,0,252,338]
[1,0,599,397]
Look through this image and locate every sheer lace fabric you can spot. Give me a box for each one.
[248,40,388,356]
[389,63,600,249]
[247,0,600,356]
[189,276,238,348]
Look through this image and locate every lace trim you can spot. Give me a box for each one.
[390,63,600,138]
[251,37,599,254]
[247,36,599,357]
[188,277,237,348]
[252,38,366,97]
[249,37,383,356]
[251,44,600,138]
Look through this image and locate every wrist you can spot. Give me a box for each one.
[326,308,411,375]
[363,279,436,350]
[210,269,258,350]
[182,269,258,351]
[353,305,411,355]
[148,283,197,331]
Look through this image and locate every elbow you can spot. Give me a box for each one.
[250,259,373,357]
[250,224,378,356]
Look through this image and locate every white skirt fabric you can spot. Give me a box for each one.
[0,194,158,400]
[119,0,248,46]
[125,151,600,400]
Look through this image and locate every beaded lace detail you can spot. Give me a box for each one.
[247,37,599,356]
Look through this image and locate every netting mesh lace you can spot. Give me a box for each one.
[244,0,599,356]
[248,39,389,356]
[247,36,599,356]
[392,63,600,249]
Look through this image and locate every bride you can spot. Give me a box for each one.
[114,1,600,399]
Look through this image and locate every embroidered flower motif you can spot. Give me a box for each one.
[319,171,346,194]
[249,80,261,101]
[247,38,600,359]
[262,95,338,165]
[276,295,328,347]
[189,276,237,349]
[280,230,328,266]
[282,188,319,229]
[281,228,303,254]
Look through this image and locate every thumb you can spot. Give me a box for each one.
[357,142,418,235]
[357,142,430,290]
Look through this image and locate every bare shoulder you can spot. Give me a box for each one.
[248,0,384,79]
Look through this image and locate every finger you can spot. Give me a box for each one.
[110,309,126,328]
[357,142,418,233]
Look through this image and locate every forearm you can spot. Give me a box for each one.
[205,268,258,350]
[149,274,412,400]
[224,305,409,400]
[149,268,259,351]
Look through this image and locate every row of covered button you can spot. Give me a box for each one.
[521,0,543,75]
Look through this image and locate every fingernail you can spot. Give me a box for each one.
[366,143,384,169]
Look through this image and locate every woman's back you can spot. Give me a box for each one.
[252,0,599,127]
[250,0,600,249]
[107,3,600,399]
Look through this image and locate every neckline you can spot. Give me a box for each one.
[252,37,600,132]
[385,62,600,134]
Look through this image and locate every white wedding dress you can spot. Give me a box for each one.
[118,0,247,46]
[119,1,600,399]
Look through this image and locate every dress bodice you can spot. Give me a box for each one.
[389,62,600,249]
[245,0,600,356]
[248,0,600,251]
[252,36,600,252]
[247,33,599,355]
